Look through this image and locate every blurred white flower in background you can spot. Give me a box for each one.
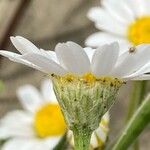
[85,0,150,54]
[0,80,66,150]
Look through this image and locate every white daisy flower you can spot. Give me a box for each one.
[85,0,150,54]
[0,79,67,150]
[0,36,150,80]
[0,36,150,149]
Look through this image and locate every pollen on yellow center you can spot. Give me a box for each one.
[128,16,150,45]
[34,103,66,138]
[52,73,123,87]
[82,73,96,83]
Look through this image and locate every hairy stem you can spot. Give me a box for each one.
[73,126,92,150]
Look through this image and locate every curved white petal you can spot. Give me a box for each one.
[16,85,44,113]
[0,50,46,73]
[46,50,59,63]
[132,75,150,80]
[0,111,34,139]
[10,36,39,54]
[85,32,131,54]
[88,7,127,36]
[41,79,57,103]
[55,42,90,74]
[112,44,150,77]
[21,53,67,75]
[123,62,150,80]
[85,32,124,46]
[101,0,135,24]
[91,42,119,76]
[87,7,103,22]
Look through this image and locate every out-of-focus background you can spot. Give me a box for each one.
[0,0,149,149]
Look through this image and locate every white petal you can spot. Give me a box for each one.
[139,0,150,15]
[2,137,62,150]
[85,32,131,54]
[55,42,90,74]
[2,138,28,150]
[22,53,67,75]
[95,127,107,144]
[41,79,57,103]
[123,62,150,80]
[0,111,34,139]
[132,75,150,80]
[126,0,150,16]
[1,138,40,150]
[0,50,46,73]
[112,44,150,77]
[88,7,127,36]
[0,111,32,125]
[46,50,59,63]
[10,36,39,54]
[83,47,95,62]
[90,133,99,148]
[16,85,44,113]
[42,136,62,150]
[91,42,119,76]
[87,7,103,22]
[102,0,135,24]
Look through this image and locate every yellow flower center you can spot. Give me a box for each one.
[128,16,150,45]
[34,103,67,138]
[53,73,123,87]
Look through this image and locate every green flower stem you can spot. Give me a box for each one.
[111,94,150,150]
[73,126,92,150]
[126,81,147,121]
[125,81,147,150]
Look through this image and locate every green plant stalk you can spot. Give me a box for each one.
[125,81,147,150]
[111,94,150,150]
[73,126,92,150]
[126,81,147,121]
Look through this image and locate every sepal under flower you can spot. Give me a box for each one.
[52,73,123,131]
